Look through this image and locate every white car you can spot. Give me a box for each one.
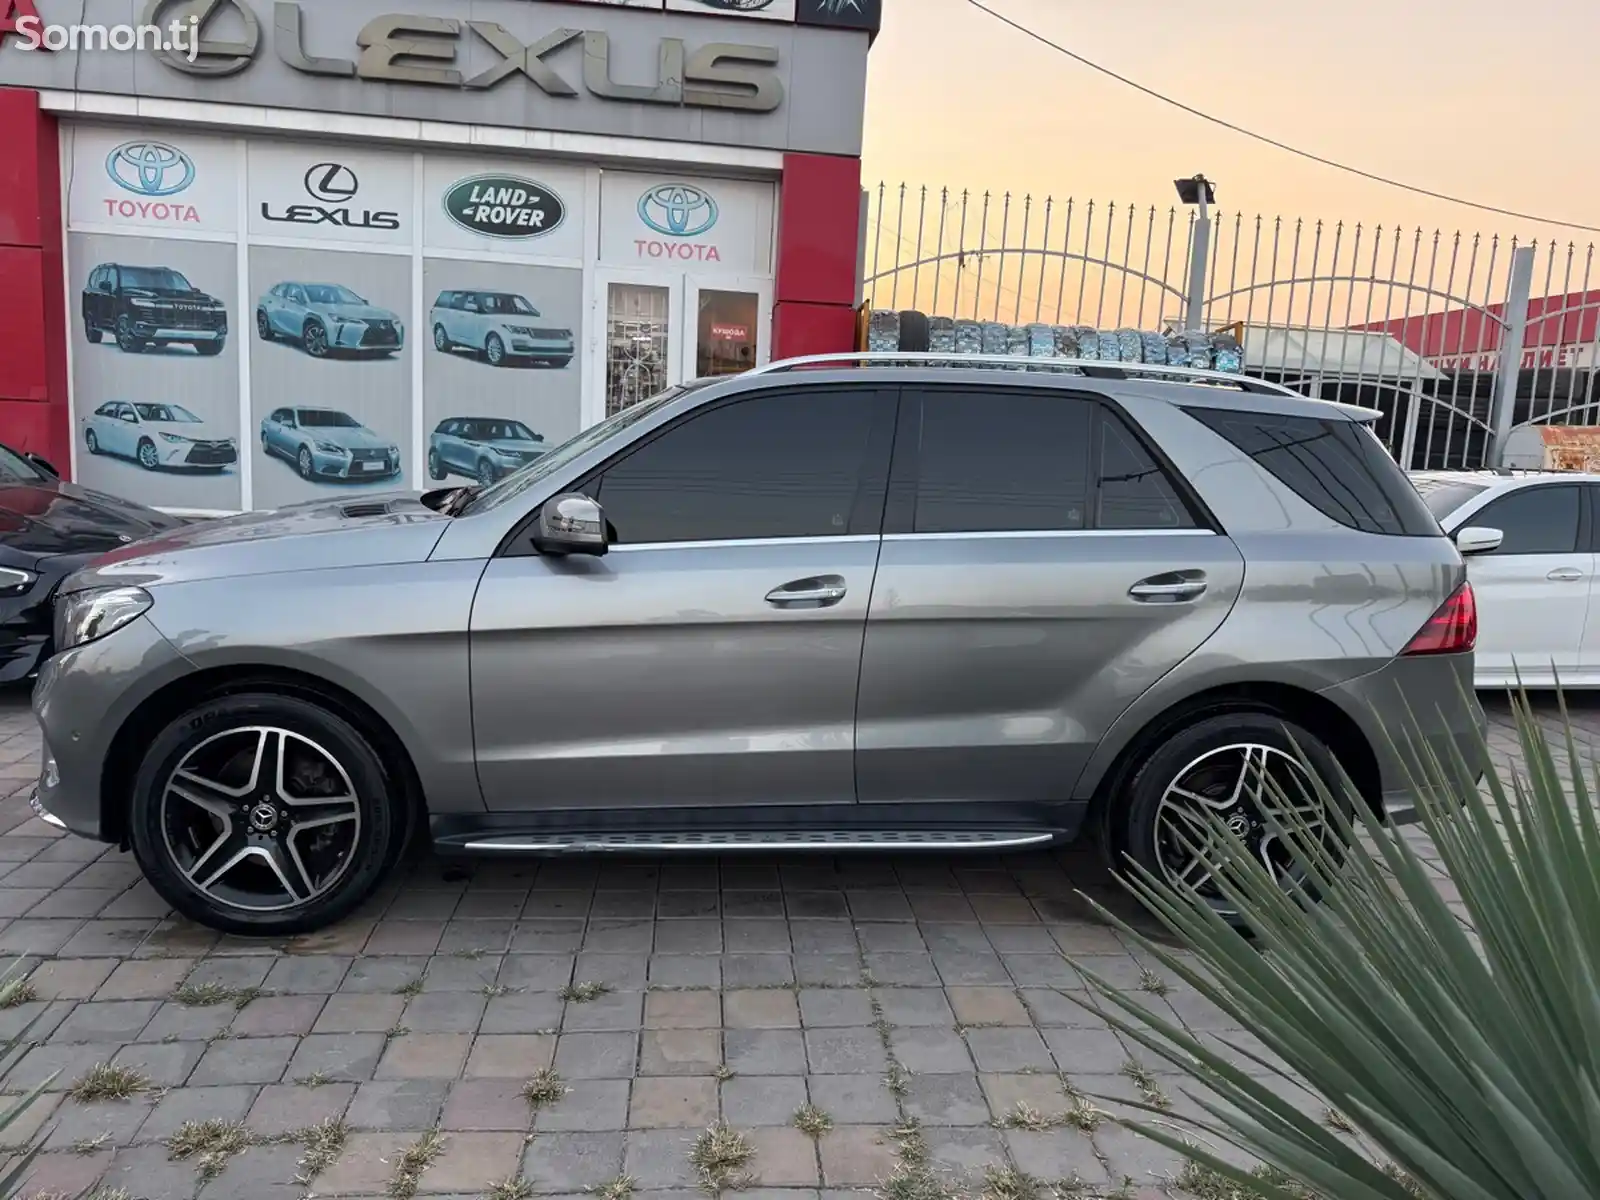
[1412,469,1600,688]
[82,400,238,472]
[430,290,574,368]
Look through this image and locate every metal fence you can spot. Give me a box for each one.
[864,183,1600,470]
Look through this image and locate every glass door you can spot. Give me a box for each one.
[687,279,773,382]
[596,272,682,420]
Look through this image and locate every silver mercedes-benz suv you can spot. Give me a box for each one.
[31,354,1487,935]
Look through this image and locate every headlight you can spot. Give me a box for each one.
[223,438,237,448]
[388,444,400,457]
[53,586,151,652]
[129,298,156,308]
[0,567,36,596]
[314,441,349,455]
[160,432,192,444]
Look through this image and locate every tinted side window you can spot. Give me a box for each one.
[1186,407,1439,536]
[1469,486,1580,555]
[592,390,883,545]
[1097,411,1197,529]
[910,389,1091,534]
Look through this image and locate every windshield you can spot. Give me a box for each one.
[463,388,690,516]
[305,284,364,305]
[482,294,538,316]
[477,421,540,442]
[298,410,361,429]
[1411,477,1490,521]
[121,266,191,291]
[0,444,46,484]
[134,403,201,423]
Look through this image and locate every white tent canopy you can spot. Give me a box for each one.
[1240,325,1445,382]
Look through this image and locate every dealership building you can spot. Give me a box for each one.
[0,0,873,512]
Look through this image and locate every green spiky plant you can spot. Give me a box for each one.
[0,961,54,1194]
[1073,691,1600,1200]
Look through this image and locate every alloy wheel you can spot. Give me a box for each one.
[305,323,328,357]
[257,311,272,341]
[159,727,361,914]
[434,325,448,351]
[138,440,159,470]
[297,447,313,479]
[486,334,504,366]
[86,430,99,454]
[477,459,497,487]
[1152,742,1331,900]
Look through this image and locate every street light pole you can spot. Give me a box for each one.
[1175,175,1215,332]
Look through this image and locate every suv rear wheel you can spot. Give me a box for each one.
[1106,711,1350,919]
[128,692,403,936]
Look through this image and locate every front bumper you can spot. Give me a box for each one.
[157,441,238,469]
[1320,651,1488,825]
[331,322,403,351]
[310,448,402,480]
[507,337,574,359]
[138,325,225,342]
[32,612,194,842]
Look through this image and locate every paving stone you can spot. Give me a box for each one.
[286,1032,388,1083]
[402,992,487,1034]
[376,1033,473,1080]
[338,955,431,993]
[562,989,643,1032]
[1003,1127,1108,1183]
[804,1029,888,1075]
[0,1089,60,1149]
[47,999,159,1043]
[95,1142,203,1197]
[315,991,409,1034]
[190,1035,298,1086]
[725,990,800,1030]
[262,954,351,994]
[346,1079,450,1130]
[964,1027,1055,1073]
[365,920,447,956]
[980,1072,1075,1118]
[54,921,155,959]
[630,1075,718,1128]
[746,1126,821,1187]
[140,1083,256,1141]
[889,1027,973,1074]
[1042,1026,1133,1074]
[246,1081,357,1137]
[195,1141,308,1200]
[621,1128,698,1189]
[183,956,276,990]
[108,1038,206,1087]
[137,1000,235,1042]
[8,1041,129,1091]
[863,954,941,987]
[497,954,575,992]
[901,1073,992,1126]
[640,1029,721,1076]
[723,955,797,989]
[1002,954,1081,987]
[922,1125,1006,1178]
[797,989,874,1029]
[425,1130,526,1192]
[649,955,721,989]
[317,1131,414,1194]
[464,1034,554,1079]
[12,1149,114,1200]
[721,1074,807,1126]
[440,920,515,956]
[554,1032,638,1079]
[40,1094,157,1151]
[805,1074,899,1125]
[792,954,863,990]
[440,1079,530,1132]
[582,919,655,953]
[482,991,565,1034]
[523,1130,626,1191]
[25,958,116,1000]
[874,988,955,1028]
[725,1029,807,1076]
[0,998,73,1042]
[424,955,504,992]
[514,919,590,953]
[230,994,326,1036]
[645,990,720,1030]
[817,1125,896,1187]
[946,987,1031,1027]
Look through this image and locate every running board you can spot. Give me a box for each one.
[448,829,1059,854]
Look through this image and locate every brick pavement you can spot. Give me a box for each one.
[0,687,1583,1200]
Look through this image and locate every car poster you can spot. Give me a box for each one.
[68,232,243,513]
[248,246,413,510]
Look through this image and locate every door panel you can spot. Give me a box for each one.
[855,531,1244,805]
[1459,484,1590,683]
[471,539,881,810]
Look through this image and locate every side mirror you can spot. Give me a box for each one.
[24,452,58,477]
[534,493,608,557]
[1455,526,1503,555]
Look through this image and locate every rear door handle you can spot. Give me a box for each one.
[1548,567,1585,582]
[766,575,848,608]
[1129,570,1208,602]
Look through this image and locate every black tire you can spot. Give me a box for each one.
[427,448,445,481]
[136,438,160,471]
[297,446,314,480]
[257,311,274,342]
[897,310,931,352]
[85,429,100,455]
[85,324,103,345]
[195,339,225,357]
[303,321,329,359]
[127,691,403,936]
[116,315,146,354]
[1104,710,1350,922]
[476,458,498,488]
[433,324,451,352]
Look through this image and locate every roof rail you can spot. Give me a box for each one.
[747,351,1309,401]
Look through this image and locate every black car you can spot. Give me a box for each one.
[0,443,182,683]
[82,263,229,356]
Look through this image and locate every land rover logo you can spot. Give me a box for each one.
[443,174,565,239]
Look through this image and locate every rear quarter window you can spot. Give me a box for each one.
[1186,407,1441,536]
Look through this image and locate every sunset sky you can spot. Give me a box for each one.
[857,0,1600,324]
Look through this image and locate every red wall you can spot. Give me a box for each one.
[0,88,69,475]
[772,152,861,360]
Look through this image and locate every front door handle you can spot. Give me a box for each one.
[766,575,847,608]
[1129,570,1208,602]
[1548,567,1585,582]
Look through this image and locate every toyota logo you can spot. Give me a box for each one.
[637,184,720,238]
[105,142,196,197]
[304,163,359,203]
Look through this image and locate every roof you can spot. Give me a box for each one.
[1351,289,1600,361]
[1242,325,1444,381]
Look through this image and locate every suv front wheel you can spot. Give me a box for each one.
[1106,710,1351,920]
[128,692,404,936]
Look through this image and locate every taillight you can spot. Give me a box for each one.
[1402,581,1477,656]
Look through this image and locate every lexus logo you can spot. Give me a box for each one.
[140,0,260,77]
[304,163,359,203]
